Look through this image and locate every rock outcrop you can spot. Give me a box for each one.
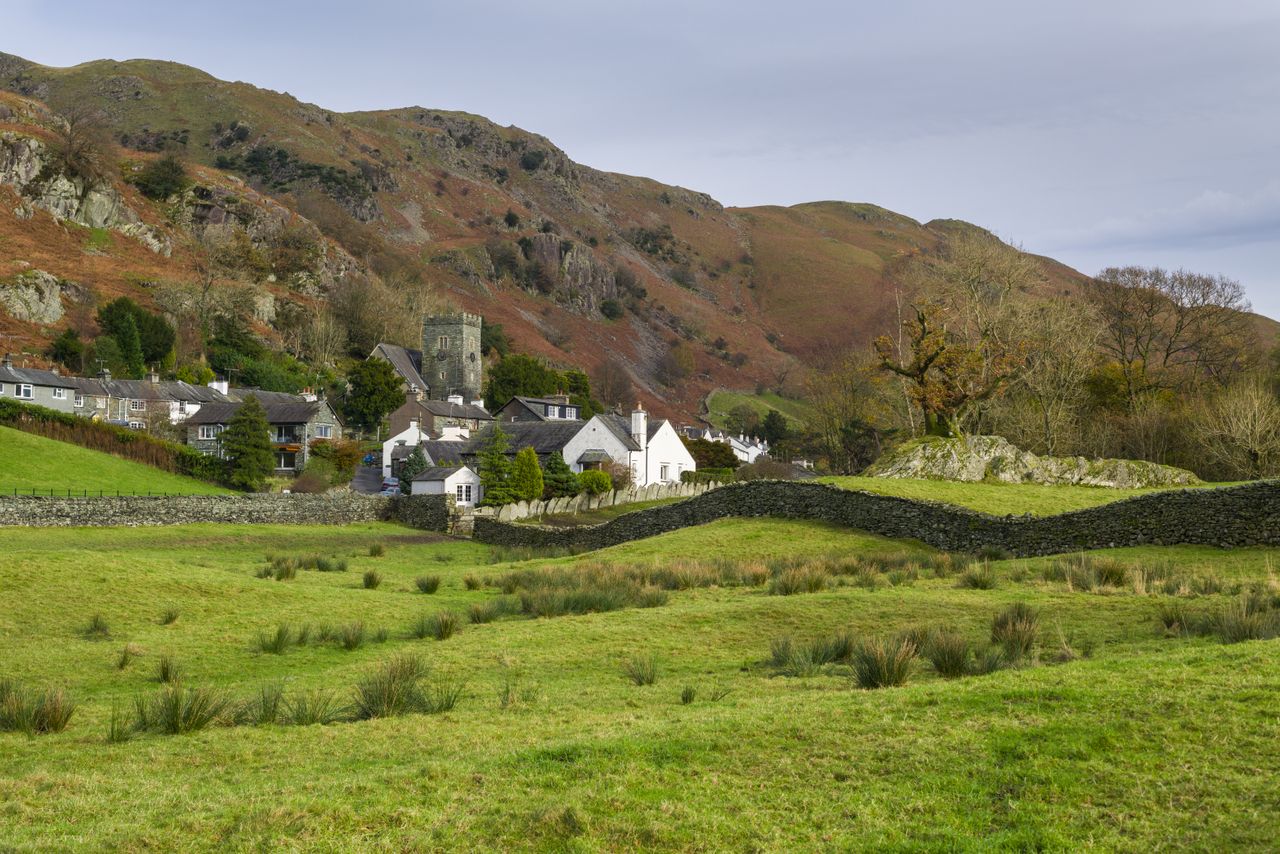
[865,436,1201,489]
[0,131,170,254]
[0,269,64,323]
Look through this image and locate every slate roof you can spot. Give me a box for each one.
[372,343,427,391]
[68,377,232,403]
[599,413,643,451]
[182,399,324,425]
[411,465,475,482]
[225,388,308,405]
[576,449,612,463]
[498,396,581,422]
[409,398,492,421]
[0,365,78,389]
[419,439,469,466]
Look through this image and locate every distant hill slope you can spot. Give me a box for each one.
[0,425,230,494]
[0,52,1273,421]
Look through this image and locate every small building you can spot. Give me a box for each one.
[0,357,77,413]
[182,397,342,473]
[496,394,581,423]
[409,464,482,507]
[681,424,770,464]
[382,420,431,479]
[69,373,231,429]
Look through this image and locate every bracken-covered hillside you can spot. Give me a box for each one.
[0,51,1113,419]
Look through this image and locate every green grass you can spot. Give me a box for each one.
[1,518,1278,849]
[818,475,1219,517]
[705,388,816,430]
[0,426,229,495]
[521,497,686,527]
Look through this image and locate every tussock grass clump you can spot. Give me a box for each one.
[351,654,463,720]
[273,561,297,581]
[850,637,917,689]
[769,632,855,676]
[680,685,697,705]
[368,543,386,557]
[285,689,347,726]
[237,683,285,725]
[991,603,1040,662]
[956,563,997,590]
[769,567,829,596]
[372,626,390,643]
[83,613,111,640]
[159,607,180,626]
[415,575,441,594]
[0,681,76,735]
[116,643,143,670]
[976,545,1012,562]
[256,624,295,655]
[106,703,132,743]
[362,570,382,590]
[622,652,658,686]
[468,597,519,624]
[463,574,482,590]
[923,628,972,678]
[339,622,366,651]
[1157,601,1194,636]
[972,647,1008,675]
[154,653,183,684]
[411,611,460,641]
[134,684,230,734]
[1214,597,1280,643]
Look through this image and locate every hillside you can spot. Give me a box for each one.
[0,425,229,494]
[0,52,1274,423]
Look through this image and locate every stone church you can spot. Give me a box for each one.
[369,313,483,403]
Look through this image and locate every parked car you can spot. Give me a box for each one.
[378,486,401,497]
[381,477,400,490]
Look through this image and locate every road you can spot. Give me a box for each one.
[351,465,383,495]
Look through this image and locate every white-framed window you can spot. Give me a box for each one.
[17,384,33,400]
[659,464,670,481]
[129,399,145,412]
[52,388,66,400]
[198,425,222,440]
[315,424,333,439]
[276,450,297,470]
[0,383,6,395]
[177,400,188,414]
[456,483,473,503]
[128,421,145,430]
[74,394,84,407]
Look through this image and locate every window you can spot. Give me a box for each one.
[276,451,297,470]
[74,394,84,408]
[659,464,670,481]
[437,335,449,349]
[439,371,446,380]
[316,424,333,439]
[274,426,300,443]
[129,399,145,412]
[128,421,145,430]
[456,483,473,503]
[53,388,66,400]
[17,384,33,400]
[177,400,187,414]
[198,425,221,440]
[0,383,5,395]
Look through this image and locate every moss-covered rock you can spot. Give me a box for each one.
[865,435,1200,489]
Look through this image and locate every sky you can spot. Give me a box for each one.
[9,0,1280,317]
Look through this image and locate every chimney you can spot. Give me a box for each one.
[447,393,464,405]
[147,370,160,384]
[208,378,229,395]
[548,392,570,405]
[470,399,486,410]
[631,403,648,453]
[1,353,12,369]
[98,367,112,380]
[301,387,317,402]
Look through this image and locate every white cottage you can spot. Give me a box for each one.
[562,406,695,486]
[409,465,483,507]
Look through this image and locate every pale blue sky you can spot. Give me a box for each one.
[9,0,1280,317]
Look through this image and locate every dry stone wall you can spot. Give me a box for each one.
[0,493,450,530]
[473,481,713,525]
[472,480,1280,556]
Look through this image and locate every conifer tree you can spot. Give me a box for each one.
[510,446,544,501]
[220,396,274,491]
[115,313,145,379]
[477,424,515,506]
[398,444,428,494]
[541,451,580,497]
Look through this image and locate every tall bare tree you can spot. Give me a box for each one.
[1189,376,1280,479]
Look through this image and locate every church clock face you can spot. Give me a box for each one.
[468,352,477,363]
[436,350,448,362]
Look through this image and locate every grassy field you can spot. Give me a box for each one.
[2,517,1279,850]
[818,475,1218,516]
[704,389,816,430]
[0,426,230,495]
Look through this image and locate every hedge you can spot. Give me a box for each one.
[0,399,231,487]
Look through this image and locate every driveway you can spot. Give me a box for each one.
[351,465,383,495]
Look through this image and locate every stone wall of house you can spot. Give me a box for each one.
[472,480,1280,556]
[0,493,450,530]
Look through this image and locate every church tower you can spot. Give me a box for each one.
[421,313,482,402]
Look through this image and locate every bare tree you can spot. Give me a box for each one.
[1086,266,1254,404]
[48,101,117,186]
[591,356,633,408]
[1189,376,1280,479]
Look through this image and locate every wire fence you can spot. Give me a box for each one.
[2,487,218,498]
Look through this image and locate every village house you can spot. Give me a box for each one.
[682,425,770,464]
[182,397,342,473]
[0,356,77,413]
[69,372,232,429]
[387,390,492,438]
[495,394,581,422]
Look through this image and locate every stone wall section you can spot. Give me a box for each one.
[472,480,1280,557]
[0,493,450,530]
